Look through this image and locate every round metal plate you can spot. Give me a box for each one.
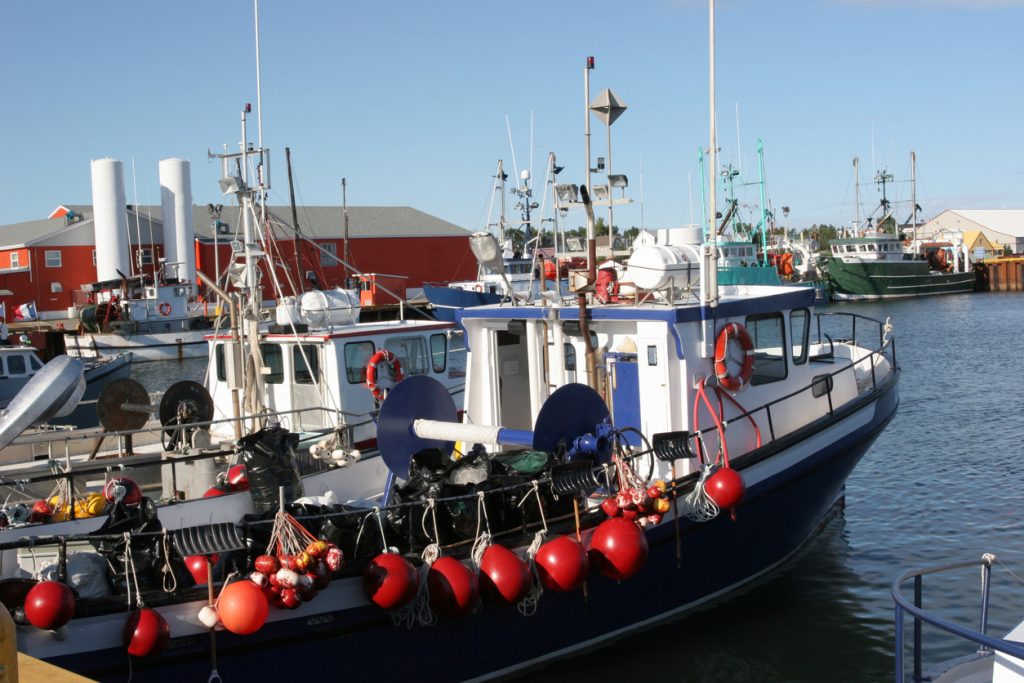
[97,377,151,431]
[159,380,214,428]
[532,383,610,456]
[376,375,457,480]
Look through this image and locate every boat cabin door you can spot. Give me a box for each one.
[291,343,327,430]
[606,352,642,447]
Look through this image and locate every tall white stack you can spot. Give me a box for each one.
[90,158,131,282]
[158,158,196,283]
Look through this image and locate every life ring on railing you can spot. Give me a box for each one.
[158,302,172,317]
[714,322,755,392]
[366,349,404,401]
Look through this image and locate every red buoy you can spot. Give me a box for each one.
[202,486,227,499]
[535,535,589,592]
[427,557,478,617]
[478,544,531,606]
[587,517,649,581]
[217,580,269,635]
[226,464,249,491]
[24,581,75,630]
[184,555,219,584]
[705,466,745,512]
[363,553,419,610]
[123,607,170,657]
[103,477,142,506]
[254,554,280,575]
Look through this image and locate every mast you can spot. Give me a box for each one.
[704,0,719,307]
[497,160,507,253]
[286,147,303,294]
[911,150,917,245]
[584,56,597,284]
[757,139,768,265]
[342,178,351,284]
[853,156,860,235]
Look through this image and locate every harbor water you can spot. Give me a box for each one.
[130,294,1024,682]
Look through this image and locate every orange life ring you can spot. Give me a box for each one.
[365,349,404,401]
[714,322,755,392]
[158,302,172,317]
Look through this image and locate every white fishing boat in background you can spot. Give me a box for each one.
[424,158,571,321]
[64,158,214,362]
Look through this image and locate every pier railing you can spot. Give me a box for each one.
[892,553,1024,683]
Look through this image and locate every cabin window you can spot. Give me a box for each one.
[259,343,284,384]
[215,344,226,381]
[91,250,96,266]
[293,344,319,384]
[320,242,337,267]
[845,245,856,253]
[7,354,27,375]
[28,355,42,371]
[139,248,154,266]
[344,341,375,384]
[385,336,429,376]
[430,334,447,373]
[45,250,61,267]
[564,343,577,371]
[744,313,787,385]
[867,244,876,252]
[647,345,658,366]
[790,308,810,365]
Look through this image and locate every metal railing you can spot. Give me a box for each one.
[692,311,898,451]
[892,553,1024,682]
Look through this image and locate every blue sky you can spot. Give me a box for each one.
[1,0,1022,236]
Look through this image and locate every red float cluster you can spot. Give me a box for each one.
[600,479,672,528]
[251,539,342,610]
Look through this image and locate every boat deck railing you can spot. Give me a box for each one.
[892,553,1024,683]
[704,311,896,448]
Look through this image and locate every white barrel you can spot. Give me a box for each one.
[158,158,196,283]
[299,288,360,328]
[626,244,700,290]
[90,159,131,282]
[275,296,302,325]
[664,225,703,246]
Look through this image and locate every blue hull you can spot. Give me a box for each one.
[423,285,504,322]
[47,372,899,682]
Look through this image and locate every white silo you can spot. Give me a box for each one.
[158,158,196,283]
[90,158,132,282]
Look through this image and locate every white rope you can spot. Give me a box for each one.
[470,491,492,571]
[124,531,143,608]
[681,463,720,523]
[161,529,177,593]
[516,482,548,617]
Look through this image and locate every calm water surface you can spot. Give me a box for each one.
[542,292,1024,682]
[126,296,1024,682]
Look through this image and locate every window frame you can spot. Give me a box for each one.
[44,250,62,267]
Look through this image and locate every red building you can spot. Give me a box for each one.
[0,204,476,319]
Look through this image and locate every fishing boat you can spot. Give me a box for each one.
[893,553,1024,683]
[822,153,978,301]
[63,158,215,362]
[0,345,131,429]
[1,3,900,679]
[424,159,569,321]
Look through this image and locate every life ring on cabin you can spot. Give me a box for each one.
[474,284,483,293]
[158,302,172,317]
[714,322,755,392]
[366,349,404,401]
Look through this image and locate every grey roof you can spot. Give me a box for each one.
[0,204,469,248]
